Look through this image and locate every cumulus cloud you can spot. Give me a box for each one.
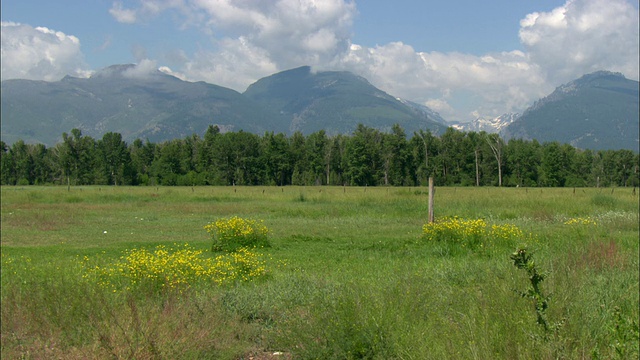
[335,43,548,120]
[109,1,138,24]
[425,98,454,115]
[520,0,639,82]
[176,38,279,91]
[122,59,159,78]
[108,0,356,89]
[1,22,91,81]
[109,0,185,24]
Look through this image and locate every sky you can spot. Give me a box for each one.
[1,0,638,123]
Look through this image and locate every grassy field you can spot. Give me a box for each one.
[1,185,638,359]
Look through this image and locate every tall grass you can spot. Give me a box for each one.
[2,185,638,359]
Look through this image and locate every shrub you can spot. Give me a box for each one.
[204,216,270,252]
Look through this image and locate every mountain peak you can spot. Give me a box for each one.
[556,70,627,94]
[90,63,167,81]
[284,65,312,74]
[575,70,626,82]
[90,64,136,78]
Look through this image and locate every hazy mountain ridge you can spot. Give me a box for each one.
[1,64,446,146]
[395,98,449,125]
[503,71,639,151]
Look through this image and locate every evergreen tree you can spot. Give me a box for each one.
[197,125,221,184]
[306,130,329,185]
[130,139,156,185]
[289,131,307,185]
[30,143,55,185]
[505,139,541,187]
[0,141,14,185]
[9,140,34,185]
[381,124,409,186]
[262,132,291,186]
[98,132,132,185]
[539,142,565,187]
[345,124,382,186]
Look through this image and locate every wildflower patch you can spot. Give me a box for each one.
[422,216,528,250]
[204,216,270,252]
[82,243,267,293]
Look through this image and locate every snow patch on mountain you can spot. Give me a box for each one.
[450,113,520,133]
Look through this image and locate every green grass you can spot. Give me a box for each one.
[1,185,638,359]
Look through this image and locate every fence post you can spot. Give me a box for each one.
[428,177,435,223]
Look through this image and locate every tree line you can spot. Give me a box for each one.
[1,124,638,188]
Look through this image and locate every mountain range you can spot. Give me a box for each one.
[0,65,446,147]
[1,66,638,151]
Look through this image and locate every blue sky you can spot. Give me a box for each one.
[353,1,567,54]
[1,0,638,122]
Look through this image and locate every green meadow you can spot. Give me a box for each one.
[1,186,638,359]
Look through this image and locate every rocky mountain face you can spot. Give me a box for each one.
[502,71,639,151]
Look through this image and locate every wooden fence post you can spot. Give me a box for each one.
[428,177,435,223]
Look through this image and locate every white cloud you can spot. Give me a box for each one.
[122,59,159,78]
[158,65,186,80]
[425,98,454,114]
[334,42,548,121]
[1,22,91,81]
[177,37,279,91]
[109,2,138,24]
[109,0,186,24]
[108,0,356,90]
[520,0,639,82]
